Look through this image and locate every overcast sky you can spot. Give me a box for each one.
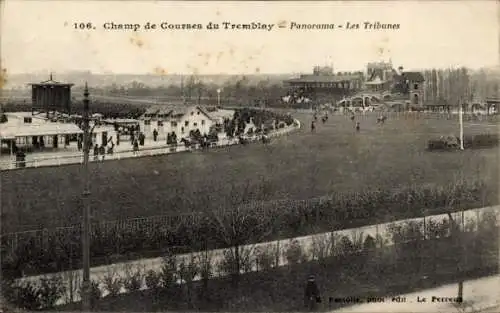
[1,0,498,75]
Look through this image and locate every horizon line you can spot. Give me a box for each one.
[7,65,498,77]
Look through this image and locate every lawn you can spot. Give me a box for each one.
[1,113,498,233]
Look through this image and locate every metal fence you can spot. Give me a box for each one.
[1,203,497,260]
[333,111,499,122]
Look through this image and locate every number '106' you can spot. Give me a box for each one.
[74,23,93,29]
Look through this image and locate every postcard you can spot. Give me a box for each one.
[0,1,499,312]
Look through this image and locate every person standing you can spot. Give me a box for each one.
[93,144,99,161]
[133,140,139,154]
[99,144,106,161]
[355,121,360,132]
[304,275,321,311]
[153,129,158,142]
[77,137,83,151]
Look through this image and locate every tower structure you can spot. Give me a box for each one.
[29,73,74,118]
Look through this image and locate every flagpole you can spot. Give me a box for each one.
[459,101,464,150]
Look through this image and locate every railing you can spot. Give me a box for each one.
[7,205,500,307]
[332,110,499,121]
[0,121,301,171]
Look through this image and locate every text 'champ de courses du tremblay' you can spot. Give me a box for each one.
[94,21,400,32]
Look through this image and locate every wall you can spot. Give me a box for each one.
[139,106,214,141]
[410,81,424,106]
[174,108,213,138]
[92,126,118,147]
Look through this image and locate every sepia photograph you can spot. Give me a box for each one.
[0,0,499,312]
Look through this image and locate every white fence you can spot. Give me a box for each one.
[0,121,301,171]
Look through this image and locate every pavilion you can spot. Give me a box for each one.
[283,66,364,105]
[0,112,83,155]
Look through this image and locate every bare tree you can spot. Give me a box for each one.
[205,180,280,289]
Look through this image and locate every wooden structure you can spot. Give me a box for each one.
[485,98,500,115]
[29,74,74,118]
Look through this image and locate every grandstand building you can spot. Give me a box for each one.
[283,66,364,106]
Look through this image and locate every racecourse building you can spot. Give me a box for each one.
[29,74,74,118]
[283,66,364,105]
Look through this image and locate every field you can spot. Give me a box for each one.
[1,112,498,233]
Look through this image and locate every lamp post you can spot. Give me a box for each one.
[217,88,221,107]
[459,101,464,150]
[81,82,92,311]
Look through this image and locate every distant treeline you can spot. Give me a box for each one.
[88,68,500,107]
[3,68,500,111]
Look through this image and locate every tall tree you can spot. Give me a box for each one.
[460,67,470,104]
[206,180,278,289]
[431,69,438,103]
[437,69,445,102]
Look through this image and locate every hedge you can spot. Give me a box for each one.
[3,210,498,311]
[428,133,499,151]
[0,180,492,279]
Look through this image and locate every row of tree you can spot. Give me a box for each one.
[102,75,286,107]
[88,68,500,108]
[421,68,499,105]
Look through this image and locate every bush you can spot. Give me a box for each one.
[218,246,255,276]
[123,264,144,292]
[427,137,458,151]
[4,275,66,310]
[255,244,279,271]
[336,236,355,255]
[426,217,450,239]
[145,269,161,290]
[285,239,307,265]
[387,221,424,244]
[309,233,334,261]
[38,275,66,309]
[101,267,123,297]
[159,253,177,289]
[9,281,42,310]
[177,255,198,285]
[89,280,102,304]
[466,133,499,148]
[363,235,376,250]
[198,250,214,282]
[77,280,102,306]
[2,180,491,279]
[428,133,499,151]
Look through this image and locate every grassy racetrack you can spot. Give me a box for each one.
[1,112,498,233]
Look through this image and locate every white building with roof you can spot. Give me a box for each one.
[0,112,117,155]
[204,108,235,125]
[138,104,219,140]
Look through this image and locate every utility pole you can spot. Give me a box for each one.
[447,212,464,302]
[81,82,92,311]
[459,101,464,150]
